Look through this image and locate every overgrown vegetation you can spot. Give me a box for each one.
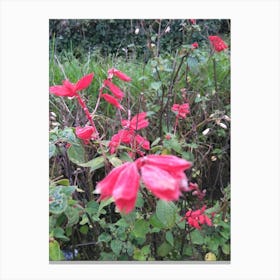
[49,19,230,261]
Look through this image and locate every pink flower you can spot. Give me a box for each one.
[101,93,124,110]
[137,155,192,200]
[192,42,199,49]
[121,112,149,131]
[208,35,228,52]
[134,134,150,150]
[184,205,213,230]
[108,129,133,154]
[49,73,94,97]
[75,126,97,143]
[186,182,206,200]
[171,103,190,119]
[96,162,140,214]
[189,19,196,24]
[103,79,125,99]
[108,68,131,82]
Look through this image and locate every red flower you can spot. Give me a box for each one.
[189,19,196,24]
[208,35,228,52]
[101,93,124,110]
[172,103,190,119]
[75,126,97,143]
[192,42,199,49]
[96,162,140,214]
[184,205,212,230]
[49,73,94,97]
[108,68,132,82]
[121,112,149,131]
[134,134,150,150]
[103,79,125,99]
[109,129,133,154]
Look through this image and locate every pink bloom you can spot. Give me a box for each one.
[108,129,133,154]
[134,134,150,150]
[172,103,190,119]
[140,165,181,200]
[186,182,206,200]
[75,126,97,142]
[108,68,132,82]
[189,19,196,24]
[49,73,94,97]
[184,205,213,230]
[121,112,149,131]
[101,93,124,110]
[96,162,140,214]
[208,35,228,52]
[192,42,199,49]
[103,79,125,99]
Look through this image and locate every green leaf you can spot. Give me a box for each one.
[149,214,165,229]
[110,239,123,256]
[49,143,56,158]
[181,151,194,162]
[78,156,104,170]
[55,179,70,186]
[100,252,116,261]
[79,225,89,235]
[187,56,199,74]
[98,197,114,215]
[135,192,144,208]
[85,200,99,215]
[49,188,68,215]
[156,200,177,229]
[65,206,80,226]
[221,243,230,255]
[163,138,182,153]
[49,240,64,261]
[67,143,85,164]
[133,219,150,238]
[109,156,123,167]
[53,227,70,241]
[165,231,174,247]
[190,230,204,245]
[150,81,162,91]
[151,137,161,147]
[157,241,172,257]
[98,232,112,243]
[115,218,129,228]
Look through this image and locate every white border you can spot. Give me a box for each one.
[0,0,279,279]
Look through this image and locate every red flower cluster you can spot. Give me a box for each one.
[184,205,212,230]
[96,155,192,213]
[208,35,228,52]
[101,68,131,110]
[191,42,199,49]
[171,103,190,119]
[109,112,150,155]
[49,73,94,98]
[189,19,196,25]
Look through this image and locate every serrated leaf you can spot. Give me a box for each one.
[165,231,174,246]
[156,200,177,229]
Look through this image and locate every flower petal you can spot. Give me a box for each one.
[75,73,94,91]
[141,165,180,200]
[49,85,75,97]
[108,68,131,82]
[104,79,125,99]
[101,93,124,110]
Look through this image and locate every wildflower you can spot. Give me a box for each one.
[49,73,94,98]
[103,79,125,99]
[184,205,212,230]
[208,35,228,52]
[171,103,190,119]
[97,154,192,213]
[192,42,199,49]
[75,126,97,144]
[107,68,131,82]
[189,19,196,24]
[121,112,149,131]
[101,93,124,110]
[108,129,132,154]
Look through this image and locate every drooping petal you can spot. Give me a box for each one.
[101,93,124,110]
[96,163,130,200]
[130,112,149,130]
[108,68,131,82]
[75,126,96,140]
[112,162,140,214]
[104,79,125,99]
[140,165,180,201]
[204,215,212,226]
[49,85,75,97]
[141,155,192,173]
[75,73,94,91]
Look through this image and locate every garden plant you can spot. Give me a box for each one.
[49,19,230,261]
